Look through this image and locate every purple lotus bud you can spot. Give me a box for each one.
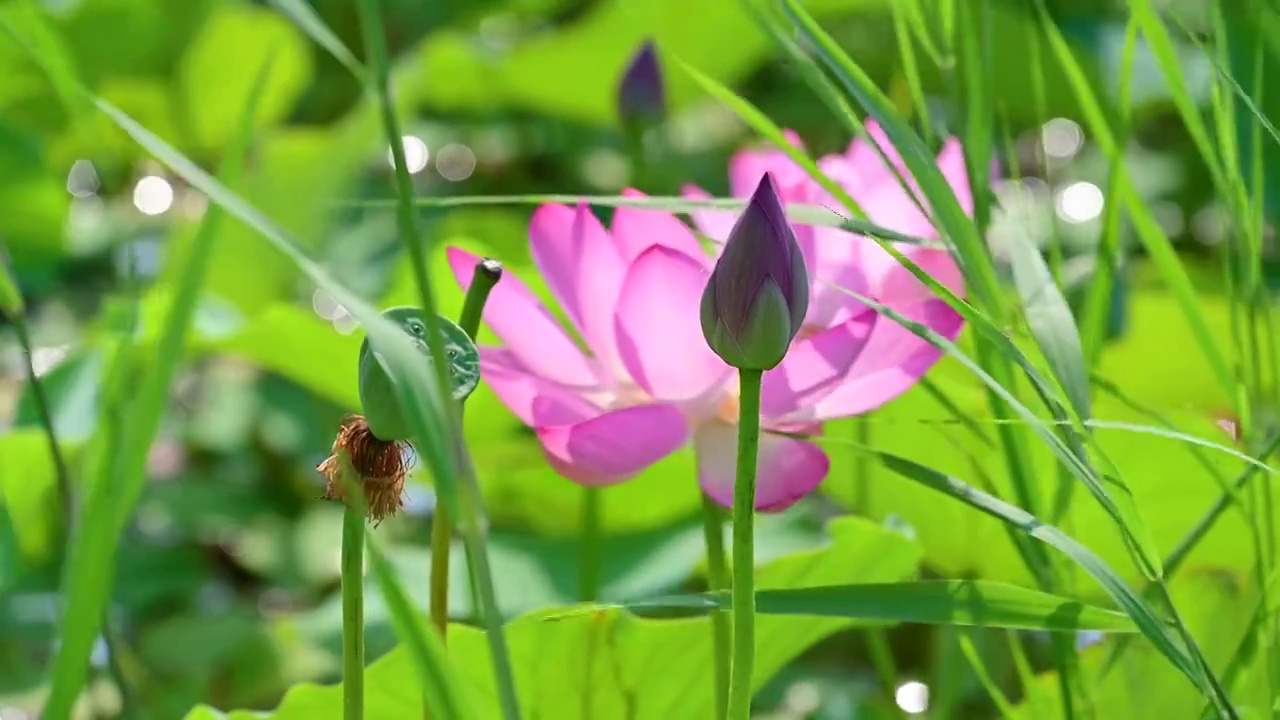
[616,40,665,130]
[700,173,809,371]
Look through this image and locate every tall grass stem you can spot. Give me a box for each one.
[354,2,522,717]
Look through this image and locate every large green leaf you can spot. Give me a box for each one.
[176,3,312,150]
[187,516,922,719]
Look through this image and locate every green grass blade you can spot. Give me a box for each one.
[1085,420,1276,474]
[954,0,993,230]
[1126,0,1230,193]
[1008,228,1092,423]
[825,282,1163,580]
[1079,17,1137,368]
[870,451,1203,691]
[353,1,521,716]
[268,0,367,83]
[346,193,923,243]
[777,0,1002,316]
[1031,0,1236,402]
[960,632,1019,719]
[736,0,940,226]
[545,580,1139,633]
[1163,430,1280,577]
[770,0,1062,574]
[738,0,938,227]
[41,58,274,720]
[1089,371,1235,503]
[675,58,866,219]
[902,0,945,69]
[891,0,934,144]
[754,581,1135,632]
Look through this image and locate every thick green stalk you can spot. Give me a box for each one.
[701,495,731,717]
[342,505,366,720]
[579,487,603,601]
[726,369,762,720]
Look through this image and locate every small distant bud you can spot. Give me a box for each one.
[616,40,665,131]
[700,173,809,370]
[319,415,407,523]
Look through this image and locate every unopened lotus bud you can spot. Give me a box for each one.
[699,172,809,370]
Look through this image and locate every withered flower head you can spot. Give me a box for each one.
[318,414,408,523]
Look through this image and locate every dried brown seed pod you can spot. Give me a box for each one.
[318,414,409,523]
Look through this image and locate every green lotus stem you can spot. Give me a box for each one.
[428,259,501,718]
[726,369,762,720]
[342,497,366,720]
[579,487,603,601]
[701,495,731,718]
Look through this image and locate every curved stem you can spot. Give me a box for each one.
[342,506,366,720]
[701,495,731,718]
[726,369,762,720]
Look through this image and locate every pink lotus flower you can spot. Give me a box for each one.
[449,123,975,511]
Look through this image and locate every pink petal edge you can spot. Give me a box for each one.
[537,403,690,487]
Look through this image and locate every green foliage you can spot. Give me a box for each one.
[186,517,921,720]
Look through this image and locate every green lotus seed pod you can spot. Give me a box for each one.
[358,307,480,441]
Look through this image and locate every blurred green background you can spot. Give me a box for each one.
[1,0,1276,717]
